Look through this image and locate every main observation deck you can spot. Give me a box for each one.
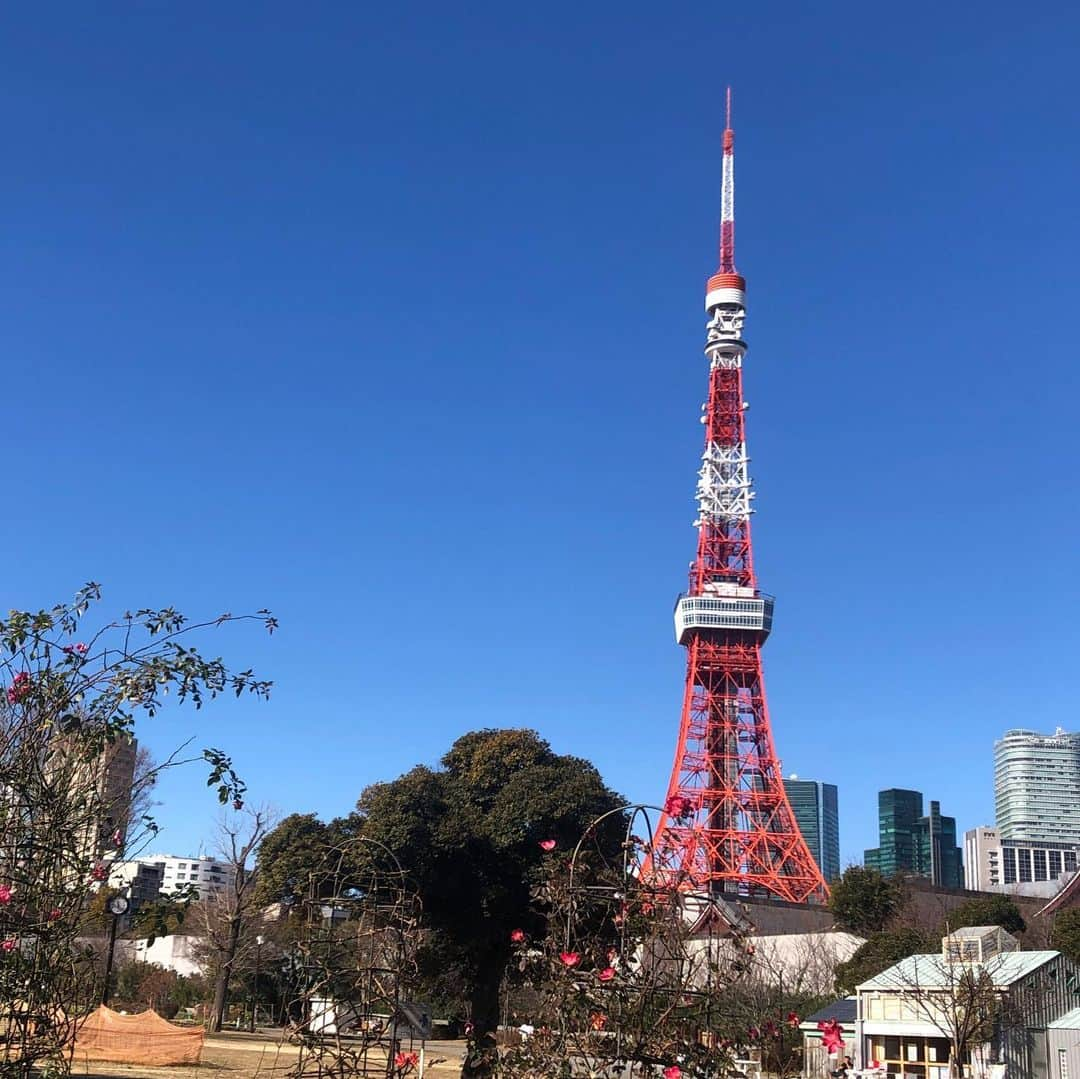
[674,587,774,645]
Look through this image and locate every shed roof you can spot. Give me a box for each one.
[858,951,1059,991]
[802,998,857,1026]
[1049,1007,1080,1030]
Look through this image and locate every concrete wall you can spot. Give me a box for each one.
[131,935,203,978]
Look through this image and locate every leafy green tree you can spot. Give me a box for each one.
[827,865,902,935]
[834,929,932,995]
[357,728,625,1079]
[256,813,331,907]
[942,894,1026,935]
[1050,908,1080,962]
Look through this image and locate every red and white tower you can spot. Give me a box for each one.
[653,94,827,903]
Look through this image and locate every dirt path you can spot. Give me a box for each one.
[73,1032,463,1079]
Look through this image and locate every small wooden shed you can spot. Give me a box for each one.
[800,998,857,1078]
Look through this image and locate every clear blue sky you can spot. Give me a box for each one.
[2,4,1077,868]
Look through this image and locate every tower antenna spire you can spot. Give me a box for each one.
[719,87,736,274]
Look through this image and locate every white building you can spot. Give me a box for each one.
[963,826,1001,891]
[112,854,237,900]
[962,825,1078,895]
[108,860,165,913]
[995,728,1080,845]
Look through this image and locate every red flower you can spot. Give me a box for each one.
[64,643,88,655]
[818,1019,845,1056]
[0,884,12,905]
[510,929,526,943]
[1,938,16,952]
[539,839,556,851]
[748,1026,761,1041]
[393,1050,418,1072]
[590,1011,607,1031]
[597,966,616,982]
[233,799,244,811]
[663,1067,682,1079]
[112,829,123,848]
[48,908,62,922]
[90,863,107,882]
[6,672,31,705]
[558,951,580,967]
[787,1011,800,1028]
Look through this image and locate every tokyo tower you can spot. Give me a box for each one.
[653,94,828,904]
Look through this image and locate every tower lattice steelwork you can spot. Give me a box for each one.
[652,94,828,903]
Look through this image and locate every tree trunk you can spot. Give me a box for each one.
[461,954,504,1079]
[210,916,243,1033]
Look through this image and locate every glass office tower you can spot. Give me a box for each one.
[783,777,840,882]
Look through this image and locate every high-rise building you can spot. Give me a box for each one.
[784,777,840,882]
[64,734,138,865]
[994,728,1080,846]
[651,92,826,903]
[864,789,962,888]
[865,789,922,878]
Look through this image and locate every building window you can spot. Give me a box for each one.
[1060,1048,1068,1079]
[1019,850,1032,883]
[1003,848,1017,884]
[1050,851,1062,877]
[1034,850,1048,881]
[1066,852,1077,872]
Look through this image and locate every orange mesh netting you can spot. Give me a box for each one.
[72,1005,204,1065]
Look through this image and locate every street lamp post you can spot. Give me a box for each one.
[249,934,264,1032]
[101,894,130,1006]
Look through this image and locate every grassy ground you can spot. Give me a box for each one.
[71,1031,463,1079]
